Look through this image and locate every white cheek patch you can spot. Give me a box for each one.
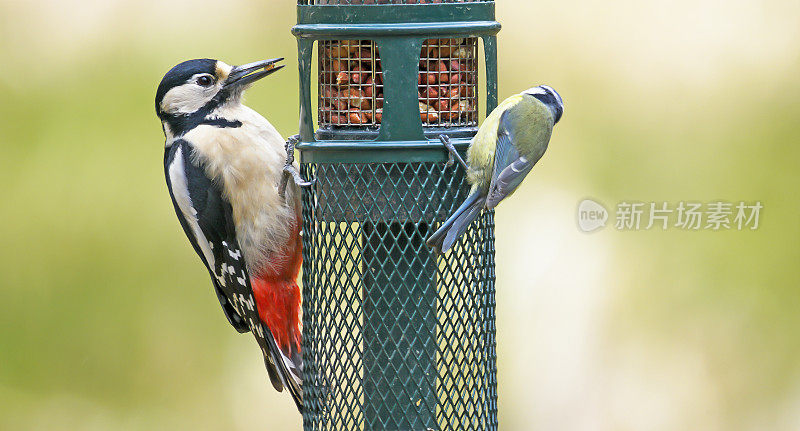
[160,82,218,115]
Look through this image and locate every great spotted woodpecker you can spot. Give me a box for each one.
[156,58,310,410]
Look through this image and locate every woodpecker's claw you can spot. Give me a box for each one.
[279,135,315,200]
[285,135,299,166]
[439,134,468,171]
[283,165,315,187]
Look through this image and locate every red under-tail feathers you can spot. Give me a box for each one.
[250,215,303,368]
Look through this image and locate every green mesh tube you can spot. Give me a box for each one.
[293,2,500,429]
[300,162,497,430]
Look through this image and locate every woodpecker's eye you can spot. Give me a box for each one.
[196,75,214,87]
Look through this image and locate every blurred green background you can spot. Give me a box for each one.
[1,0,798,429]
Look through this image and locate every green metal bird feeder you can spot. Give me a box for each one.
[292,1,500,429]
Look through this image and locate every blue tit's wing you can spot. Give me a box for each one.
[485,111,534,209]
[164,139,303,411]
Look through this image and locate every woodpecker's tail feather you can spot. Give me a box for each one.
[260,320,304,412]
[426,191,486,253]
[263,353,284,392]
[251,274,304,412]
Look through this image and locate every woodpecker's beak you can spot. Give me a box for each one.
[225,58,285,89]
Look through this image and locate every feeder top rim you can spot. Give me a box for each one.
[296,2,496,27]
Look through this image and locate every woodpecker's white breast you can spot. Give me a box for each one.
[184,103,299,275]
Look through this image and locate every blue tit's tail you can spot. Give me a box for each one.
[426,191,486,253]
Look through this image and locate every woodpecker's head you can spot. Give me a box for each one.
[155,58,284,137]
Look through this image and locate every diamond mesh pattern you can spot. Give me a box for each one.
[300,162,497,430]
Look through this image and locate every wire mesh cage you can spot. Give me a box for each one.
[318,38,478,129]
[300,162,497,430]
[418,38,479,127]
[293,1,500,429]
[319,40,383,128]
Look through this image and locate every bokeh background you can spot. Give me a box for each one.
[1,0,799,429]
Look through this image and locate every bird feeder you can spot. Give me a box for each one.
[292,1,500,429]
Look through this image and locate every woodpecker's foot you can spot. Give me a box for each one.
[439,134,468,171]
[284,135,299,166]
[279,135,315,200]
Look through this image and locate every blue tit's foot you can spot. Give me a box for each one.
[438,134,468,171]
[279,135,315,200]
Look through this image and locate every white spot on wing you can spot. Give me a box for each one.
[218,263,227,286]
[512,157,529,173]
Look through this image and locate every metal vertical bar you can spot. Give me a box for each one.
[482,211,498,430]
[374,38,426,142]
[481,35,499,113]
[298,38,316,142]
[363,220,437,430]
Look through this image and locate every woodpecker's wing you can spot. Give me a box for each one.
[164,140,248,332]
[164,140,303,410]
[485,110,534,209]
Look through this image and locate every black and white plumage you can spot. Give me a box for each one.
[164,140,300,405]
[157,58,305,411]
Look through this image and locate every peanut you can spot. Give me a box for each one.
[452,47,471,59]
[336,71,349,86]
[363,76,374,98]
[419,102,439,123]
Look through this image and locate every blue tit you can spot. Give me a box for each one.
[427,85,564,253]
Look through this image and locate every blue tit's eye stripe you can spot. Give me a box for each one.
[553,104,563,124]
[532,92,557,106]
[541,85,564,111]
[530,91,563,123]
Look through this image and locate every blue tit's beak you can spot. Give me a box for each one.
[224,58,284,89]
